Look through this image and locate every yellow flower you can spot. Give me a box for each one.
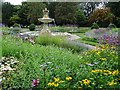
[101,58,107,61]
[53,83,59,87]
[48,82,59,87]
[101,49,105,51]
[48,82,54,86]
[103,70,111,73]
[111,69,119,76]
[97,70,102,72]
[96,51,100,55]
[66,76,72,81]
[103,70,112,75]
[91,69,102,73]
[81,79,90,85]
[111,46,115,49]
[86,52,88,54]
[54,77,60,82]
[91,70,96,73]
[110,51,115,54]
[107,80,117,86]
[59,80,65,83]
[101,45,109,49]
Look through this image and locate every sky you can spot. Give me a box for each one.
[4,0,27,5]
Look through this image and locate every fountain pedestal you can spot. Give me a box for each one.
[38,8,54,34]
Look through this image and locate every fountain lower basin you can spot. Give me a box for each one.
[18,31,80,41]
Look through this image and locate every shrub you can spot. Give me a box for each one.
[76,9,86,26]
[107,23,117,30]
[13,23,20,27]
[91,23,99,29]
[11,23,21,34]
[29,24,35,31]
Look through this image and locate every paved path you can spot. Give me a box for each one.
[68,40,96,50]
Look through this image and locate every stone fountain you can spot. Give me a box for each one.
[38,8,54,34]
[18,8,80,41]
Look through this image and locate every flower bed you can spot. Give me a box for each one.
[1,36,119,89]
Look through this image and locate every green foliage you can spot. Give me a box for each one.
[88,8,113,27]
[55,2,78,25]
[29,23,35,31]
[10,15,21,25]
[107,23,117,30]
[35,34,63,46]
[27,2,46,24]
[91,23,99,29]
[13,23,20,27]
[76,9,86,26]
[2,36,120,89]
[2,27,11,35]
[11,23,21,34]
[2,2,14,26]
[48,2,59,19]
[106,2,120,18]
[35,34,84,52]
[81,37,98,43]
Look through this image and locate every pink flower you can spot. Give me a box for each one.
[32,79,39,87]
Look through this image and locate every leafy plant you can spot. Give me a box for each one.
[11,23,21,34]
[29,23,35,31]
[13,23,20,27]
[91,22,99,29]
[1,35,120,89]
[107,23,117,30]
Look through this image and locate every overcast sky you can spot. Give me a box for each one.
[4,0,27,5]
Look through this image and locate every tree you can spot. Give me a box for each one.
[27,2,46,24]
[17,2,30,26]
[2,2,14,26]
[88,8,115,27]
[0,0,2,23]
[48,2,59,19]
[55,2,79,25]
[75,8,86,26]
[106,2,120,27]
[9,15,21,25]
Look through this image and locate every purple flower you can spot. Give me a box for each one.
[98,33,120,46]
[32,79,39,87]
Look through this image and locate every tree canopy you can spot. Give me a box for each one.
[1,2,120,27]
[2,2,14,26]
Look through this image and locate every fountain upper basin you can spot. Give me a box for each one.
[38,18,54,23]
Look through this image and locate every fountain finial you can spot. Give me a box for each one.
[43,8,49,18]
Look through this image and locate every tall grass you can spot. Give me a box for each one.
[35,34,85,52]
